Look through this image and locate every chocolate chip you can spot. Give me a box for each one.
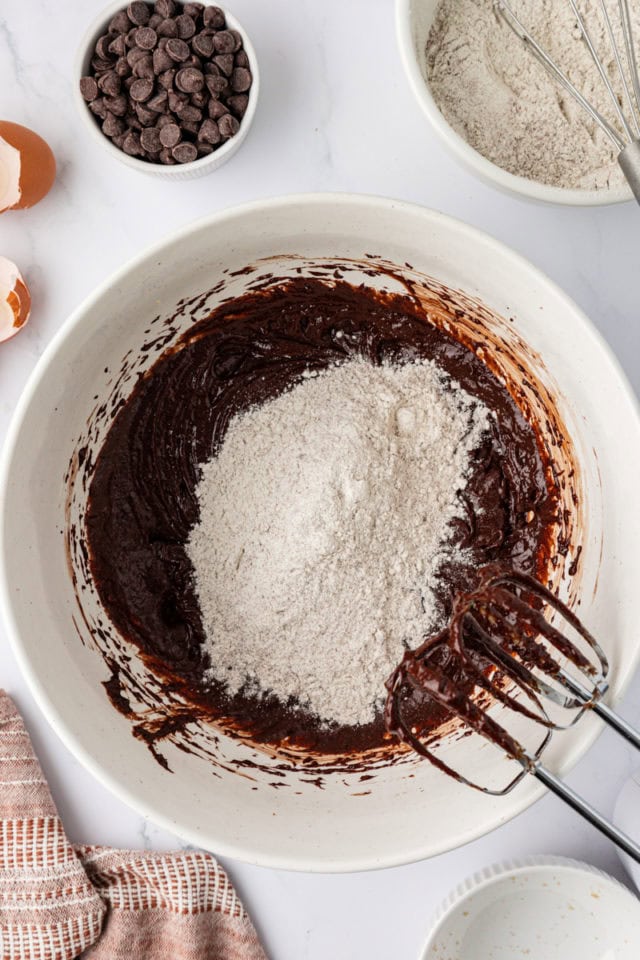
[154,0,176,17]
[112,132,126,149]
[203,6,225,29]
[91,56,113,74]
[122,130,144,154]
[79,76,99,101]
[130,77,154,101]
[198,117,220,143]
[228,30,243,52]
[108,34,127,57]
[190,90,208,108]
[125,26,139,47]
[197,141,214,156]
[213,53,233,77]
[176,102,203,122]
[207,98,228,119]
[96,35,115,61]
[157,17,178,37]
[109,11,132,33]
[125,110,143,129]
[149,12,162,28]
[147,90,168,112]
[166,37,190,61]
[192,32,214,57]
[213,30,235,53]
[175,13,196,39]
[153,46,173,72]
[156,113,174,127]
[104,94,128,117]
[181,119,200,135]
[133,53,154,78]
[126,46,148,67]
[175,66,204,93]
[159,122,181,147]
[89,97,107,119]
[98,70,121,96]
[168,90,188,112]
[185,54,203,70]
[115,56,131,76]
[159,147,176,164]
[204,61,220,75]
[102,112,125,137]
[135,102,157,124]
[205,73,228,97]
[124,75,137,90]
[172,141,198,162]
[127,1,151,25]
[231,67,251,92]
[235,50,249,68]
[157,68,176,89]
[184,3,204,17]
[140,126,162,152]
[227,93,248,118]
[218,113,239,138]
[135,26,157,49]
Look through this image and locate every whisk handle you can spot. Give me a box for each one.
[619,140,640,205]
[591,699,640,750]
[534,763,640,864]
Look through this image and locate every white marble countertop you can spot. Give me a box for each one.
[2,2,640,957]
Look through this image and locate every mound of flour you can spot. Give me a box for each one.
[187,358,489,727]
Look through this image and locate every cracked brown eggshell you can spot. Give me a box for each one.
[0,257,31,342]
[0,121,56,212]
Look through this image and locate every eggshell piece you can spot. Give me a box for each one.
[0,121,56,212]
[0,137,21,212]
[0,257,31,342]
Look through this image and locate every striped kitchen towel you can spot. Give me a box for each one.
[0,692,267,960]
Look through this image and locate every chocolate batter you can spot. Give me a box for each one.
[85,278,560,756]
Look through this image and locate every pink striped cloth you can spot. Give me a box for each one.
[0,692,267,960]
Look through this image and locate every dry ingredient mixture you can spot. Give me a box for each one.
[187,358,489,728]
[426,0,640,190]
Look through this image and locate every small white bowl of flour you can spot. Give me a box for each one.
[396,0,635,205]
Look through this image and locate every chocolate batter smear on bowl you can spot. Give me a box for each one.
[85,277,562,758]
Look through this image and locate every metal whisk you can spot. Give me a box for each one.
[385,564,640,863]
[495,0,640,202]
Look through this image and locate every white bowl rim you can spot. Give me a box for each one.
[419,854,640,958]
[395,0,633,207]
[73,0,260,177]
[1,192,639,872]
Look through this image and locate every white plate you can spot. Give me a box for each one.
[1,194,639,871]
[421,856,640,959]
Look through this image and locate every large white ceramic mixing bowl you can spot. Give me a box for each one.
[1,194,639,871]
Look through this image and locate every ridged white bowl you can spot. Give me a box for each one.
[421,856,640,959]
[74,0,259,180]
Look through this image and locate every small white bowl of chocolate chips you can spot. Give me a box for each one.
[75,0,259,179]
